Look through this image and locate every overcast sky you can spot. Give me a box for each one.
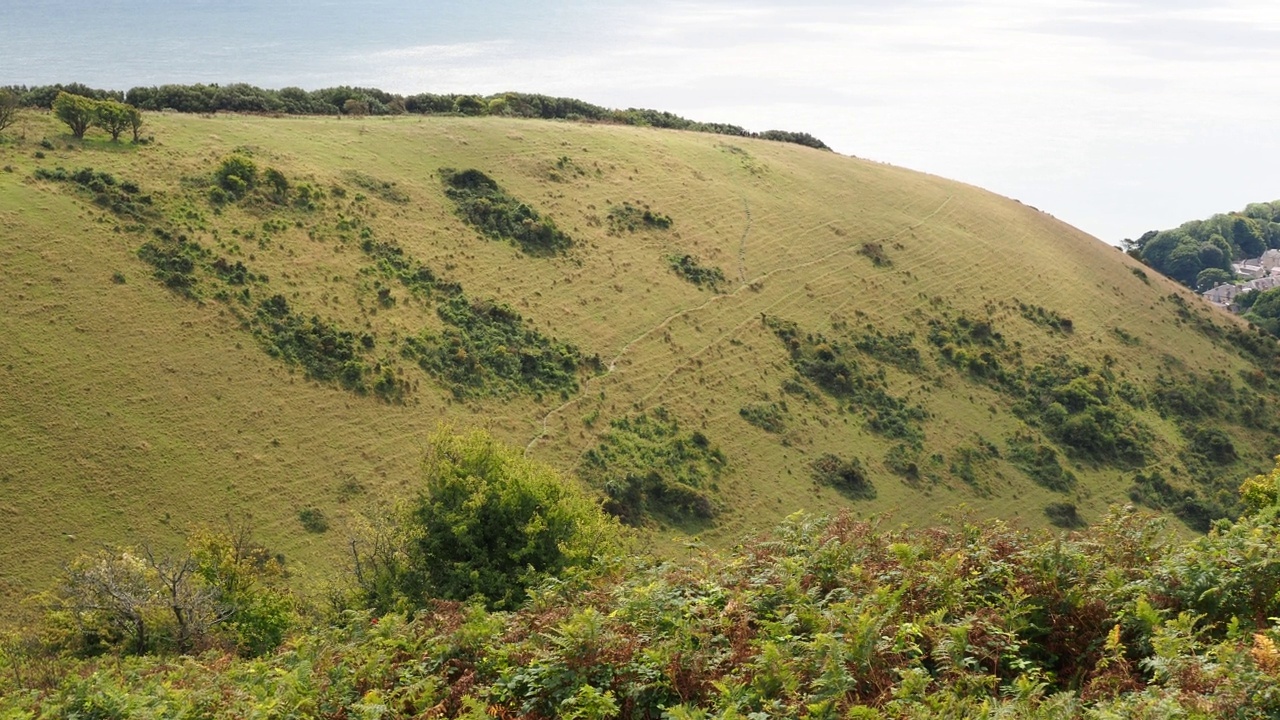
[6,0,1278,243]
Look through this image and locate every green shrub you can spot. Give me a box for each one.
[1044,502,1085,528]
[810,453,875,499]
[580,409,725,525]
[606,202,672,233]
[401,294,584,399]
[667,254,727,292]
[767,316,926,443]
[380,429,621,611]
[214,154,258,199]
[739,401,787,433]
[441,168,572,255]
[298,507,328,533]
[1006,433,1076,492]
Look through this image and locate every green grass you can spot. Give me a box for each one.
[2,109,1278,606]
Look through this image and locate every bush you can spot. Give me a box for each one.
[441,168,572,255]
[580,409,725,525]
[1044,502,1086,529]
[372,429,621,611]
[667,254,727,292]
[214,155,258,199]
[810,453,875,499]
[739,401,786,433]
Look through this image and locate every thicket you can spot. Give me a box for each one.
[32,165,154,219]
[10,456,1280,717]
[927,311,1017,386]
[401,295,585,400]
[579,408,726,525]
[440,168,572,255]
[767,317,927,444]
[1018,302,1074,333]
[851,326,924,373]
[1017,358,1149,466]
[606,202,672,234]
[667,254,727,292]
[1242,286,1280,336]
[1006,433,1077,493]
[810,453,875,499]
[738,401,787,433]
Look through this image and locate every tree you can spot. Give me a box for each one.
[1240,455,1280,514]
[1195,267,1232,292]
[94,100,132,142]
[52,91,98,139]
[342,97,369,117]
[355,429,622,611]
[0,89,18,134]
[126,105,144,142]
[51,528,291,656]
[1232,216,1266,258]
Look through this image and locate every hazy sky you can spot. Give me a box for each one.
[5,0,1278,243]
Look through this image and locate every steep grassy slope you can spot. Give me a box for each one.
[1,111,1277,604]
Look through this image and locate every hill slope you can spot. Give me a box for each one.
[1,111,1278,601]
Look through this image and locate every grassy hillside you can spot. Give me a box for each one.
[1,110,1278,603]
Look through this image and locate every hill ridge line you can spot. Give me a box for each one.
[524,194,954,456]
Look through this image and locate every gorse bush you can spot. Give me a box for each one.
[667,254,727,292]
[441,168,572,255]
[33,166,154,219]
[606,201,672,234]
[580,408,726,524]
[767,316,927,444]
[401,294,585,399]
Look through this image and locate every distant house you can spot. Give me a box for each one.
[1203,283,1242,305]
[1233,250,1280,280]
[1263,249,1280,272]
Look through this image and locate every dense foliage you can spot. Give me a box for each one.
[580,409,727,525]
[1125,199,1280,292]
[8,456,1280,717]
[351,430,622,613]
[2,82,829,150]
[441,168,573,255]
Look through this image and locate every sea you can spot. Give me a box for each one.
[1,0,615,93]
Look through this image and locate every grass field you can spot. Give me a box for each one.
[1,110,1276,606]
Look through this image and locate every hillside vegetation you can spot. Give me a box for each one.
[1125,201,1280,291]
[5,454,1280,718]
[1,107,1279,607]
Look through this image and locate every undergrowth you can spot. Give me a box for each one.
[579,408,726,525]
[441,168,572,255]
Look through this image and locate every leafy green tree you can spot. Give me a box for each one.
[126,105,144,142]
[453,95,488,115]
[93,100,133,142]
[1195,267,1232,292]
[1240,455,1280,513]
[0,89,18,133]
[1232,216,1266,258]
[52,91,97,139]
[1162,241,1204,286]
[361,429,621,611]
